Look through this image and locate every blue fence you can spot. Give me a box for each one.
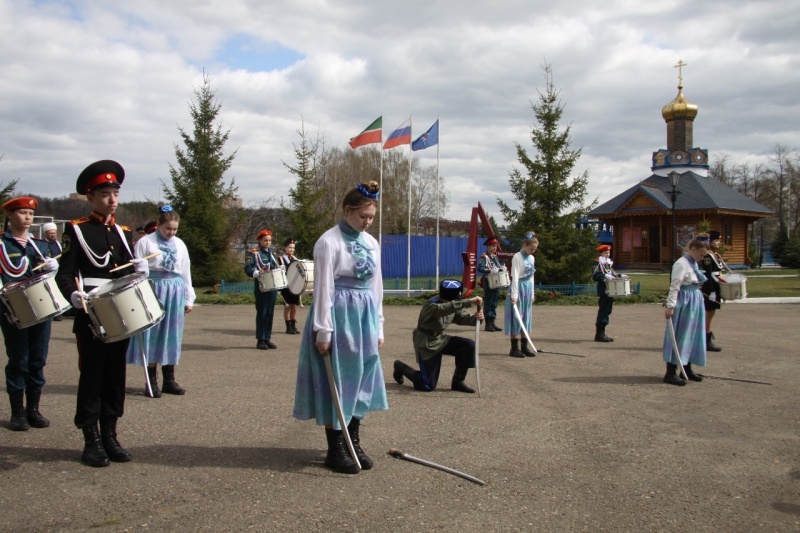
[380,235,467,278]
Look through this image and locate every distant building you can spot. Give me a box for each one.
[589,63,772,269]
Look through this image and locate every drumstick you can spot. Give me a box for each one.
[74,276,88,313]
[108,252,160,273]
[32,254,62,271]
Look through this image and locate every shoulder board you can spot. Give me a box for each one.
[71,217,90,224]
[30,236,45,242]
[119,225,131,231]
[251,247,260,252]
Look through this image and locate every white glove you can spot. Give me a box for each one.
[605,274,614,280]
[43,258,59,272]
[71,291,87,309]
[620,274,629,279]
[607,259,613,266]
[131,258,149,276]
[252,270,260,279]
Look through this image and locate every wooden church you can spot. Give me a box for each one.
[589,63,772,269]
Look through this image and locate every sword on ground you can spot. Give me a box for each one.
[322,349,361,471]
[474,303,482,397]
[666,317,690,381]
[512,302,538,355]
[388,448,485,486]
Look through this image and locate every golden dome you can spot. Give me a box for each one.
[662,86,698,120]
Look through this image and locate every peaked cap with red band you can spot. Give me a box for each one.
[484,236,498,246]
[2,196,38,211]
[76,160,125,195]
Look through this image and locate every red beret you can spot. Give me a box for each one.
[256,230,272,240]
[597,244,612,253]
[2,197,38,211]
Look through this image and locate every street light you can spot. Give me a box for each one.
[668,171,681,264]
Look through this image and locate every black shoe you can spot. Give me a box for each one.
[81,425,110,467]
[161,366,186,395]
[706,332,722,352]
[8,391,30,431]
[684,364,703,382]
[146,366,161,398]
[265,340,278,349]
[347,418,374,469]
[595,326,613,342]
[393,360,405,385]
[257,340,268,350]
[25,388,50,428]
[521,339,536,357]
[663,363,686,386]
[451,380,476,393]
[509,339,525,358]
[290,320,301,334]
[324,428,360,474]
[100,417,132,463]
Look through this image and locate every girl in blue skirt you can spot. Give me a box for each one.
[505,232,538,358]
[127,206,195,397]
[293,181,387,474]
[663,238,709,386]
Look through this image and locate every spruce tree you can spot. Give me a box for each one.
[497,64,597,284]
[163,74,237,285]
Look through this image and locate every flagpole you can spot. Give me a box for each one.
[435,115,441,289]
[379,113,384,247]
[407,114,413,296]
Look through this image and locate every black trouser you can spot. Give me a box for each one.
[74,328,128,429]
[254,287,277,342]
[2,316,50,394]
[595,294,613,327]
[415,336,475,391]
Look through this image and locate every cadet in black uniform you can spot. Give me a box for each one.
[1,197,59,431]
[393,279,483,393]
[592,244,618,342]
[56,160,149,467]
[700,230,723,352]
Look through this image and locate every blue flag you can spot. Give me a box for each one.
[411,120,439,151]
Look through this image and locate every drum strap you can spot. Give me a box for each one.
[0,240,30,278]
[71,223,133,269]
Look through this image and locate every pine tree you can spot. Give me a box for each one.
[497,63,597,284]
[163,74,237,285]
[281,120,331,258]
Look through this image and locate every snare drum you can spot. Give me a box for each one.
[0,270,71,328]
[85,273,165,343]
[605,278,631,298]
[257,268,288,292]
[718,273,747,300]
[486,269,510,289]
[286,260,314,296]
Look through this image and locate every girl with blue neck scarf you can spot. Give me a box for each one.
[505,232,538,358]
[126,206,195,397]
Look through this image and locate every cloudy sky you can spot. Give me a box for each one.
[1,0,798,224]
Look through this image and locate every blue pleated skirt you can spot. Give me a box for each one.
[293,277,388,429]
[504,277,533,336]
[662,285,707,366]
[127,271,186,366]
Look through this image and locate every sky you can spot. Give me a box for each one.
[1,0,799,226]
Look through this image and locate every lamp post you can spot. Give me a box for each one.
[668,171,681,264]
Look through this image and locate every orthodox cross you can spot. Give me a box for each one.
[674,59,687,86]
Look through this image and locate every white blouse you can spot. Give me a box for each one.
[134,232,196,307]
[312,225,384,344]
[665,255,701,309]
[508,252,535,301]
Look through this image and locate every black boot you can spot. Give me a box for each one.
[485,318,494,332]
[100,417,131,462]
[25,388,50,428]
[451,368,476,393]
[595,325,613,342]
[509,339,524,358]
[285,320,293,334]
[146,366,161,398]
[491,318,503,332]
[161,365,186,395]
[347,418,373,469]
[706,332,722,352]
[81,424,110,467]
[324,428,360,474]
[663,363,687,386]
[683,363,703,382]
[521,338,536,357]
[392,360,406,385]
[290,320,300,334]
[8,391,29,431]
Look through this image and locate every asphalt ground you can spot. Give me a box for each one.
[2,301,799,532]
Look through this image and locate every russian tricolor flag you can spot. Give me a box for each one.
[383,119,411,149]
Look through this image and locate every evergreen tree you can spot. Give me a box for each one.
[497,63,597,284]
[163,74,237,285]
[281,120,331,258]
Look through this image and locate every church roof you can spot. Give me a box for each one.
[589,172,773,217]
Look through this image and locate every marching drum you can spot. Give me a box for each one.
[257,268,288,293]
[719,273,747,301]
[0,270,71,328]
[486,268,510,289]
[85,272,165,343]
[286,260,315,296]
[605,278,631,298]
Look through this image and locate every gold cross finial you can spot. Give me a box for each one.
[674,59,687,87]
